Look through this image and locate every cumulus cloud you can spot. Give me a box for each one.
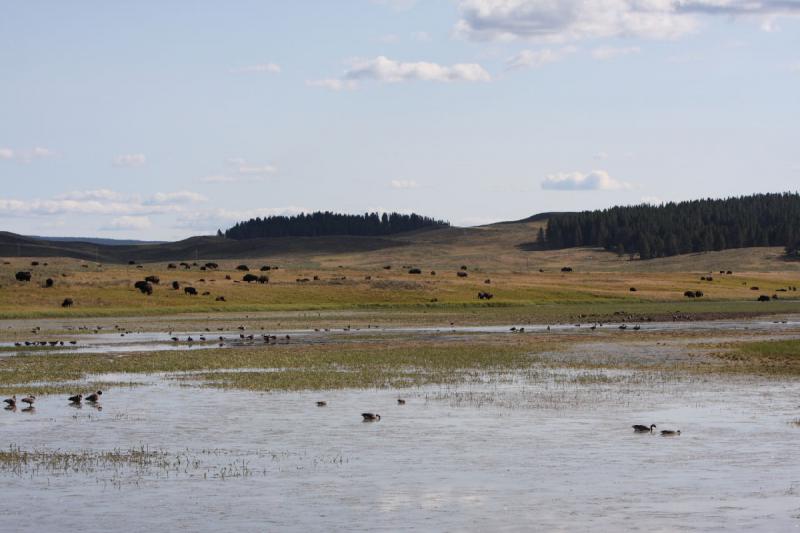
[455,0,800,42]
[147,191,207,204]
[0,146,55,162]
[306,78,358,91]
[174,206,310,231]
[230,63,281,74]
[592,46,641,60]
[0,190,207,218]
[344,56,491,83]
[390,179,419,189]
[57,189,126,201]
[198,159,277,184]
[505,47,575,69]
[104,216,152,231]
[113,153,146,167]
[541,170,632,191]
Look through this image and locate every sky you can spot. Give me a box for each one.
[1,0,799,240]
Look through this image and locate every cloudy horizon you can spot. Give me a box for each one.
[2,1,798,239]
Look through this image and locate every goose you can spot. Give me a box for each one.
[397,399,406,405]
[316,401,327,407]
[361,413,381,421]
[21,395,35,407]
[85,391,103,403]
[68,393,82,404]
[3,395,16,407]
[632,424,656,433]
[661,429,681,436]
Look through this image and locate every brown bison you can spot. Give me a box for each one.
[172,281,180,290]
[243,273,259,283]
[15,271,31,282]
[457,271,468,278]
[184,287,197,295]
[258,275,269,284]
[408,268,422,274]
[134,281,153,295]
[61,298,74,308]
[236,265,249,271]
[144,275,160,284]
[44,278,54,288]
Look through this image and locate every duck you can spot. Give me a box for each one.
[85,390,103,403]
[397,399,406,405]
[316,401,327,407]
[21,395,35,407]
[3,395,16,408]
[632,424,656,433]
[68,393,82,404]
[361,413,381,421]
[661,429,681,436]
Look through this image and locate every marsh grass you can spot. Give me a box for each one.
[713,339,800,376]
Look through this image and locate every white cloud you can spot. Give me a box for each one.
[57,189,126,201]
[380,33,400,43]
[592,46,641,60]
[148,191,207,204]
[541,170,632,191]
[237,164,277,175]
[113,153,146,167]
[640,196,663,205]
[412,31,432,42]
[390,179,419,189]
[505,47,574,70]
[174,206,310,231]
[104,216,152,231]
[343,56,491,83]
[306,78,358,91]
[594,151,609,160]
[230,63,281,74]
[0,146,55,162]
[198,159,277,184]
[455,0,800,43]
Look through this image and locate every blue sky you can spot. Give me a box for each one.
[1,0,798,239]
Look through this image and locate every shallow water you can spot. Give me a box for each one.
[1,371,798,531]
[2,317,800,357]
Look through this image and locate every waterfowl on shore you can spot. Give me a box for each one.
[68,393,82,404]
[633,424,656,433]
[361,413,381,421]
[316,401,327,407]
[661,429,681,436]
[85,391,103,403]
[3,395,16,407]
[397,399,406,405]
[21,395,35,407]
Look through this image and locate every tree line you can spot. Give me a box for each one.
[224,211,449,239]
[542,193,800,259]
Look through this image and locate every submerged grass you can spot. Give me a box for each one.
[713,338,800,376]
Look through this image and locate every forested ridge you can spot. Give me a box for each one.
[542,193,800,259]
[225,211,449,239]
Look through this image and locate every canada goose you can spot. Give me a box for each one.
[85,391,103,403]
[3,395,16,407]
[661,429,681,436]
[397,399,406,405]
[21,395,35,407]
[316,401,327,407]
[68,393,82,404]
[361,413,381,421]
[633,424,656,433]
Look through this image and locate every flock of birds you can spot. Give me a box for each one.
[633,424,681,436]
[3,390,103,412]
[314,398,407,422]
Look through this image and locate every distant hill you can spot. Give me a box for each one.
[544,192,800,259]
[28,236,166,246]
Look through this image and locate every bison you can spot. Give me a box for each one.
[457,271,468,278]
[258,275,268,284]
[408,268,422,274]
[205,263,219,269]
[167,263,177,269]
[61,298,74,308]
[15,271,31,282]
[236,265,249,271]
[215,296,226,302]
[684,291,696,298]
[144,275,160,284]
[260,266,271,271]
[184,287,198,295]
[44,278,54,288]
[478,292,494,300]
[134,281,153,295]
[561,267,573,273]
[757,294,771,302]
[172,281,180,290]
[243,273,259,283]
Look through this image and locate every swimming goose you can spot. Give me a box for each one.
[361,413,381,421]
[316,401,327,407]
[3,395,16,407]
[661,429,681,436]
[21,395,35,407]
[632,424,656,433]
[85,391,103,403]
[68,393,82,404]
[397,399,406,405]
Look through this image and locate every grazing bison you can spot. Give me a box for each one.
[144,275,160,284]
[694,290,704,298]
[260,266,271,271]
[629,287,637,292]
[205,263,219,269]
[484,279,491,284]
[128,260,136,265]
[750,286,759,291]
[61,298,74,308]
[15,271,31,282]
[408,268,422,274]
[134,281,153,295]
[757,294,771,302]
[30,261,39,266]
[456,271,468,278]
[215,296,226,302]
[236,265,249,271]
[460,265,468,271]
[727,270,733,275]
[201,291,211,296]
[172,281,180,290]
[561,267,573,273]
[243,273,259,283]
[258,275,268,284]
[478,292,494,300]
[167,263,177,269]
[430,271,436,276]
[184,287,197,295]
[383,265,391,270]
[44,278,54,288]
[225,275,231,280]
[684,291,696,298]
